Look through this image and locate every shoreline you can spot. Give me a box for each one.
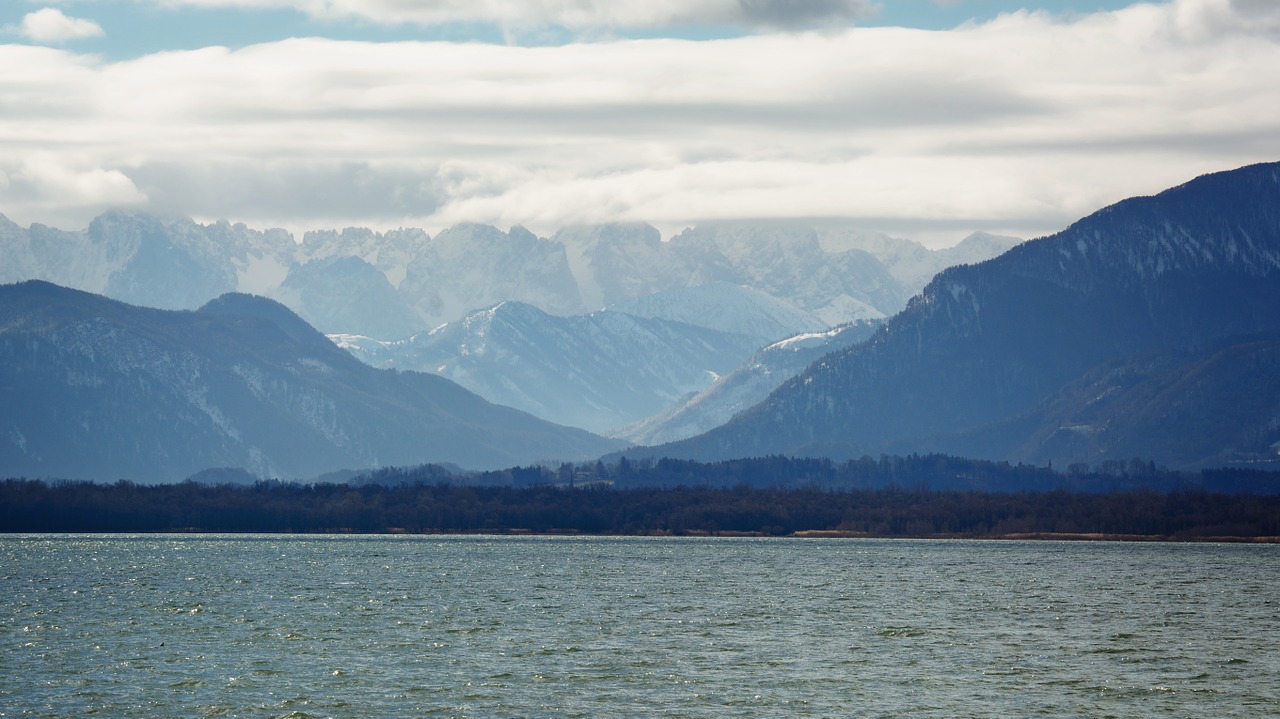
[7,528,1279,543]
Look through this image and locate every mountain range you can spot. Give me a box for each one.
[8,164,1276,478]
[0,210,1016,446]
[0,281,622,482]
[0,213,1018,339]
[334,301,766,434]
[623,162,1280,470]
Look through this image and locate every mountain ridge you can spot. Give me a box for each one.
[622,162,1280,469]
[0,281,623,482]
[335,300,766,434]
[1,211,1017,337]
[616,319,882,446]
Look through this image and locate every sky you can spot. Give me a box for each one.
[2,0,1279,247]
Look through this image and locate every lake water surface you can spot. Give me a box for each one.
[2,535,1278,718]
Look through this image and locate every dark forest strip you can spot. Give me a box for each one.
[4,477,1279,539]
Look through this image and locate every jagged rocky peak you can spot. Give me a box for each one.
[299,225,429,286]
[2,208,1017,339]
[0,213,24,233]
[399,222,583,327]
[302,225,380,252]
[432,222,522,246]
[672,221,825,256]
[88,211,239,310]
[271,255,423,340]
[813,226,909,254]
[555,221,663,247]
[0,217,87,289]
[815,226,1023,294]
[554,222,678,310]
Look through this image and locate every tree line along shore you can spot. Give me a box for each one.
[4,454,1279,539]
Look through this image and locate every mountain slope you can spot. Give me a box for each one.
[398,223,583,327]
[554,223,683,311]
[0,281,622,481]
[817,229,1023,292]
[0,211,297,309]
[926,332,1280,470]
[616,320,882,446]
[628,163,1280,469]
[271,255,422,340]
[334,301,764,434]
[2,211,1016,336]
[667,223,908,322]
[610,282,828,343]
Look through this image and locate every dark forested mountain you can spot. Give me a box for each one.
[628,163,1280,469]
[940,332,1280,468]
[333,301,766,434]
[0,281,622,482]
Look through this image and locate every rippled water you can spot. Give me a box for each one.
[2,535,1278,718]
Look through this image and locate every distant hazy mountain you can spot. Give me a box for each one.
[0,211,296,309]
[610,282,828,342]
[818,229,1023,292]
[625,163,1280,470]
[554,223,686,310]
[334,301,764,434]
[398,223,584,328]
[271,255,422,340]
[297,226,429,288]
[665,223,910,323]
[0,281,622,482]
[1,210,1015,334]
[616,320,882,446]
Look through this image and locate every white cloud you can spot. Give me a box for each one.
[0,155,146,220]
[150,0,877,30]
[1,0,1278,243]
[18,8,105,43]
[1171,0,1280,40]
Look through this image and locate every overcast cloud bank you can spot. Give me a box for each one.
[1,0,1277,246]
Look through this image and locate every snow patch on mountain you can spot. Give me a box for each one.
[335,301,764,434]
[616,319,881,445]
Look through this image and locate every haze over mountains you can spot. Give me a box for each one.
[0,211,1017,441]
[625,162,1280,471]
[0,213,1016,339]
[0,282,622,482]
[617,319,883,446]
[3,163,1277,482]
[335,301,767,434]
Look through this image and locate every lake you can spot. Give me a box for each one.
[3,535,1278,718]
